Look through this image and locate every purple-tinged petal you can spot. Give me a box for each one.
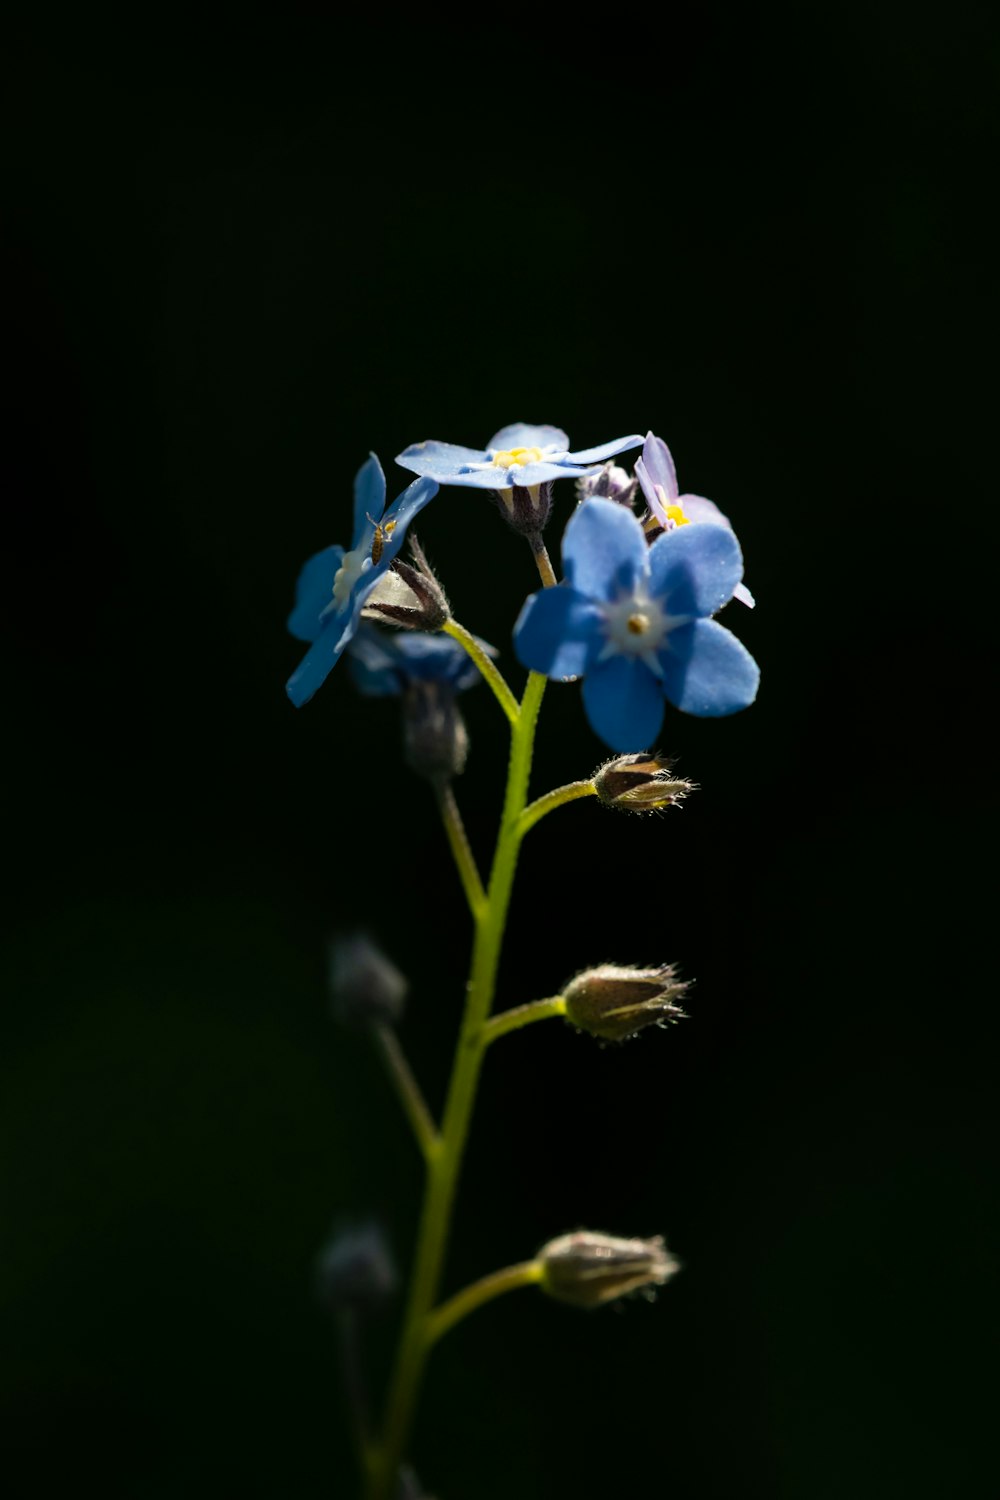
[352,454,387,544]
[562,499,650,603]
[639,433,679,502]
[487,423,570,452]
[564,434,644,464]
[287,614,356,707]
[635,456,668,525]
[679,493,729,528]
[582,657,666,752]
[514,586,605,680]
[395,440,488,481]
[648,523,744,618]
[287,545,343,643]
[659,618,759,717]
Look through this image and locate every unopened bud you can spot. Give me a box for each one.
[594,751,694,812]
[539,1230,679,1309]
[315,1221,398,1314]
[576,462,638,507]
[362,534,450,632]
[402,680,468,786]
[329,933,408,1028]
[563,963,688,1042]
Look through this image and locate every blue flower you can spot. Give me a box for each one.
[286,455,438,707]
[347,624,493,697]
[635,431,755,608]
[514,499,759,751]
[395,423,643,492]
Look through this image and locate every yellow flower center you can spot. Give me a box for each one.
[627,612,650,635]
[665,505,690,527]
[491,446,544,469]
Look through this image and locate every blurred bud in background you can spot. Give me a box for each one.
[329,933,408,1029]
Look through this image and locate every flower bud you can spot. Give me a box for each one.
[401,680,468,786]
[361,534,450,632]
[489,480,554,537]
[562,963,688,1042]
[315,1221,398,1315]
[576,462,639,507]
[539,1230,679,1309]
[329,933,408,1028]
[594,751,694,812]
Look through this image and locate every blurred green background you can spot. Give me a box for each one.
[2,11,995,1498]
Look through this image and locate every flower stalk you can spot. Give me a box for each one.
[365,671,547,1499]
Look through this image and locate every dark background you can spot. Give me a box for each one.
[2,11,996,1498]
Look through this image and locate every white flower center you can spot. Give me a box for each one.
[331,545,371,609]
[599,590,691,673]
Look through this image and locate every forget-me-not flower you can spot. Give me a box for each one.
[286,456,437,707]
[396,423,643,535]
[347,625,493,698]
[514,499,759,750]
[348,625,497,785]
[635,431,754,608]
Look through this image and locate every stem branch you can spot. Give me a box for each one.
[442,619,520,725]
[372,1025,440,1164]
[519,779,597,837]
[436,784,486,918]
[424,1261,543,1350]
[481,995,568,1047]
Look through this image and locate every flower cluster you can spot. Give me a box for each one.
[286,422,758,752]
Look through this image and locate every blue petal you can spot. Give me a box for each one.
[563,434,644,464]
[380,476,439,552]
[562,498,650,602]
[286,614,356,707]
[513,586,605,679]
[648,523,744,618]
[494,460,598,488]
[348,626,496,696]
[395,440,488,481]
[487,423,569,452]
[659,618,760,716]
[346,626,407,696]
[352,454,387,544]
[581,657,666,752]
[287,544,343,643]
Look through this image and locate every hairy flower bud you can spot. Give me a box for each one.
[576,461,639,507]
[329,933,408,1028]
[361,534,451,632]
[593,751,694,812]
[401,680,468,786]
[562,963,688,1042]
[315,1221,398,1314]
[539,1230,679,1309]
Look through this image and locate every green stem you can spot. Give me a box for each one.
[519,779,597,837]
[366,671,547,1499]
[424,1261,543,1350]
[436,784,486,918]
[528,533,558,588]
[442,619,520,725]
[372,1025,440,1164]
[481,995,568,1047]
